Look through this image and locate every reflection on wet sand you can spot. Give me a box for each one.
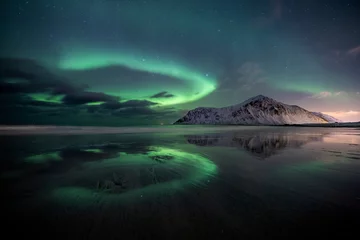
[52,147,217,206]
[3,141,217,205]
[1,127,360,239]
[186,132,326,158]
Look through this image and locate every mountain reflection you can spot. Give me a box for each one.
[186,132,326,158]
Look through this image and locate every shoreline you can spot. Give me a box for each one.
[0,123,359,136]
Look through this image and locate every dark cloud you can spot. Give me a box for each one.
[122,100,157,108]
[101,100,157,109]
[111,106,177,118]
[0,94,61,108]
[86,99,177,120]
[0,57,183,125]
[62,91,120,105]
[89,100,159,117]
[0,69,36,81]
[0,58,45,77]
[112,107,156,117]
[347,45,360,57]
[150,91,175,98]
[26,99,63,107]
[0,58,120,106]
[0,58,83,94]
[0,82,31,94]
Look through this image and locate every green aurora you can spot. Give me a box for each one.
[58,48,217,106]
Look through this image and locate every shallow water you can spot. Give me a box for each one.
[1,126,360,239]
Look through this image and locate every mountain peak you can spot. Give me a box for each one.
[253,94,268,99]
[239,95,276,106]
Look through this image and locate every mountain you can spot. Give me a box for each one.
[174,95,333,125]
[312,112,342,123]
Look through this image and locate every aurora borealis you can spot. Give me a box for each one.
[58,48,217,106]
[1,0,360,125]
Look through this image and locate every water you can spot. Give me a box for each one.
[1,126,360,239]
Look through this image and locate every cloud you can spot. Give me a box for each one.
[86,99,161,119]
[0,58,84,94]
[311,91,347,99]
[347,45,360,57]
[110,105,178,119]
[0,58,183,125]
[0,69,36,82]
[150,91,175,98]
[62,92,119,105]
[86,99,179,121]
[112,107,157,117]
[334,91,346,96]
[323,111,360,122]
[311,91,332,99]
[0,57,119,106]
[100,100,157,110]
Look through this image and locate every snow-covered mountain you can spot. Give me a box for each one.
[312,112,342,123]
[174,95,334,125]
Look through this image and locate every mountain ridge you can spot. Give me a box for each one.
[174,95,336,125]
[311,112,342,123]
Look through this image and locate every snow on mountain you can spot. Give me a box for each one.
[174,95,331,125]
[312,112,342,123]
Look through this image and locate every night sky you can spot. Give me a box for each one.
[1,0,360,125]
